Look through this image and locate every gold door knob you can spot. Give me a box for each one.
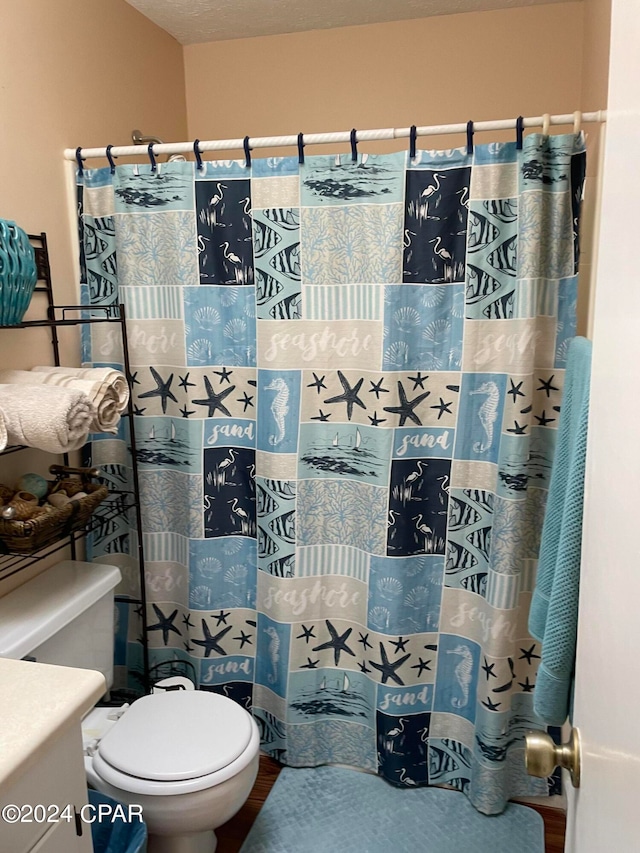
[525,728,581,788]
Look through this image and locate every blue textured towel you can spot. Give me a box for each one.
[529,337,592,726]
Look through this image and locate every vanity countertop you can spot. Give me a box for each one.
[0,659,105,790]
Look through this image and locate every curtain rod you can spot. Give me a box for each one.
[65,110,607,162]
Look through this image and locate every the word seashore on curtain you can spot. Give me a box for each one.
[77,132,585,814]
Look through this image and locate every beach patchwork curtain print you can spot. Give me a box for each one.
[77,131,585,814]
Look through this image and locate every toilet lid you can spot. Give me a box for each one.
[97,691,253,782]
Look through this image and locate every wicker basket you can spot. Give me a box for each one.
[0,478,108,554]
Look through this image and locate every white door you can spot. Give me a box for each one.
[564,1,640,850]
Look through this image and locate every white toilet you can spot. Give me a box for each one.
[0,560,260,853]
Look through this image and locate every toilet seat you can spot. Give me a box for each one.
[89,691,260,796]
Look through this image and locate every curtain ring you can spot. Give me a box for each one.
[106,144,117,175]
[75,146,85,175]
[542,113,551,136]
[147,143,157,173]
[193,139,203,171]
[350,128,358,163]
[297,132,305,165]
[516,115,524,151]
[573,111,582,135]
[243,135,252,169]
[466,120,474,156]
[409,125,417,161]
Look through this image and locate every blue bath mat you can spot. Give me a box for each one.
[239,766,545,853]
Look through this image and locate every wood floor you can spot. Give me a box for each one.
[215,754,566,853]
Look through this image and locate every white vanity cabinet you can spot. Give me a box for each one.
[0,659,106,853]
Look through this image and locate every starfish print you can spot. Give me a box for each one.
[192,377,235,417]
[520,404,533,414]
[359,661,372,674]
[237,392,254,411]
[518,676,535,692]
[133,405,146,416]
[508,379,525,403]
[358,632,373,650]
[184,642,194,652]
[138,366,178,414]
[369,379,389,399]
[482,697,502,711]
[213,609,231,626]
[482,657,497,679]
[506,420,527,435]
[307,373,326,393]
[519,644,541,664]
[310,409,331,422]
[213,367,233,384]
[312,620,356,666]
[300,658,320,669]
[180,405,195,418]
[134,606,144,617]
[233,630,253,648]
[182,613,194,629]
[129,371,140,387]
[408,372,429,389]
[410,657,432,676]
[390,636,410,653]
[369,643,411,685]
[146,604,182,646]
[383,381,430,426]
[324,371,366,421]
[430,398,453,420]
[296,625,316,643]
[179,373,196,391]
[534,410,555,426]
[192,621,232,658]
[537,375,559,397]
[368,411,386,426]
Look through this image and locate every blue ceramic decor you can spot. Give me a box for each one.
[0,219,37,325]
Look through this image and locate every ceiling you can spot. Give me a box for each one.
[124,0,574,45]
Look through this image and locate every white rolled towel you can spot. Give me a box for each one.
[32,366,129,411]
[0,384,96,453]
[0,367,128,434]
[0,408,7,452]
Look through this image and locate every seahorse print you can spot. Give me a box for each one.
[265,377,289,446]
[265,626,280,684]
[470,382,500,453]
[447,644,474,708]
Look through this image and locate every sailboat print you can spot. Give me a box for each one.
[332,434,339,447]
[170,422,176,442]
[354,429,361,450]
[342,672,350,693]
[136,418,197,470]
[149,425,156,440]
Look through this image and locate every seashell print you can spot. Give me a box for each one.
[220,287,239,307]
[556,338,571,363]
[451,288,465,318]
[224,318,248,342]
[188,339,214,364]
[190,584,213,608]
[404,586,431,609]
[224,564,249,585]
[222,538,243,555]
[376,576,403,598]
[423,318,451,344]
[393,306,421,333]
[193,306,221,330]
[420,286,447,308]
[384,341,410,368]
[197,557,222,577]
[369,605,391,630]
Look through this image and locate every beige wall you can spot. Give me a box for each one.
[0,0,187,323]
[185,3,585,155]
[578,0,611,335]
[0,0,188,594]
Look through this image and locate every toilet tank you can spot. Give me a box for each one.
[0,560,121,690]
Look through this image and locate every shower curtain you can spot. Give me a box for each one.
[76,131,585,814]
